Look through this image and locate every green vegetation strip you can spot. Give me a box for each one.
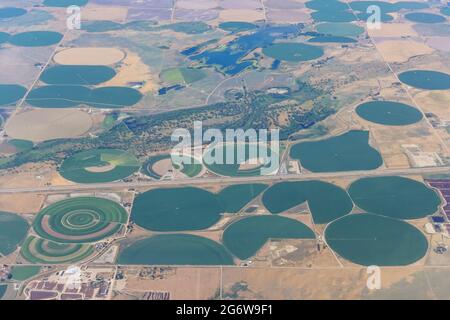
[59,149,140,183]
[348,176,440,219]
[33,196,127,243]
[290,130,383,172]
[0,211,29,256]
[262,181,353,223]
[118,234,234,265]
[325,213,428,266]
[21,236,94,264]
[223,215,315,260]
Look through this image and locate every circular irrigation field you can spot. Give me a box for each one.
[21,236,94,264]
[356,101,423,126]
[33,197,128,243]
[59,149,140,183]
[203,143,279,177]
[325,213,428,266]
[398,70,450,90]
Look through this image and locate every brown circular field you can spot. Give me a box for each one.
[53,47,125,66]
[5,109,93,142]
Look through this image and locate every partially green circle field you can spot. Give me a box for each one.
[398,70,450,90]
[59,149,140,183]
[0,7,26,19]
[223,215,315,260]
[33,197,128,243]
[20,236,94,264]
[325,213,428,266]
[262,181,353,224]
[262,43,324,62]
[348,176,440,219]
[132,187,222,231]
[316,22,364,37]
[203,142,279,177]
[117,234,234,265]
[356,101,423,125]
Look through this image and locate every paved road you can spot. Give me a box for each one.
[1,165,449,194]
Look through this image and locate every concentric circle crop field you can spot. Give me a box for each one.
[33,197,128,243]
[21,236,94,264]
[59,149,140,183]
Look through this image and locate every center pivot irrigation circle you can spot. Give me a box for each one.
[33,197,128,243]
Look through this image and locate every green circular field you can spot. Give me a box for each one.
[0,211,29,256]
[33,196,128,243]
[405,12,446,24]
[142,154,203,179]
[40,65,116,85]
[325,213,428,266]
[442,7,450,16]
[131,187,222,231]
[0,84,26,106]
[203,143,279,177]
[399,70,450,90]
[223,215,315,260]
[219,21,258,33]
[348,176,440,219]
[263,43,324,62]
[59,149,140,183]
[0,7,26,19]
[0,32,9,44]
[316,22,364,37]
[9,31,63,47]
[290,130,383,172]
[262,181,353,224]
[356,101,423,125]
[118,234,234,265]
[20,236,94,264]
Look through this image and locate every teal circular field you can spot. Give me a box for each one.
[316,22,364,37]
[223,215,315,260]
[306,0,348,11]
[59,149,140,183]
[348,176,440,219]
[405,12,446,24]
[262,181,353,224]
[0,211,29,256]
[398,70,450,90]
[118,234,234,265]
[356,101,423,125]
[33,196,128,243]
[20,236,94,264]
[325,213,428,266]
[40,65,116,85]
[219,22,258,33]
[311,10,356,23]
[9,31,63,47]
[26,85,142,108]
[290,130,383,172]
[131,187,222,231]
[0,7,26,19]
[203,143,279,177]
[262,43,324,62]
[43,0,89,7]
[0,84,26,106]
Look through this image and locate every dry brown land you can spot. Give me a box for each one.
[53,47,125,66]
[5,109,93,142]
[219,9,265,22]
[374,40,434,63]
